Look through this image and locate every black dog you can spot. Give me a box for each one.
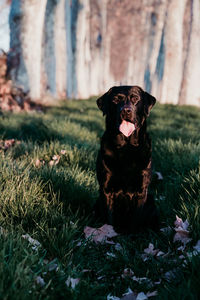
[95,86,158,233]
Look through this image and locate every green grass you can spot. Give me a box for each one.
[0,99,200,299]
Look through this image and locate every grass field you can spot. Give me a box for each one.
[0,99,200,299]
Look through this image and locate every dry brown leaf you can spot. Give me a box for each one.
[122,268,134,278]
[173,216,191,245]
[106,252,116,258]
[144,243,158,255]
[164,268,180,282]
[0,139,18,151]
[193,240,200,253]
[60,149,66,155]
[106,240,116,245]
[84,224,118,244]
[65,277,80,289]
[121,288,136,300]
[35,159,45,168]
[136,292,148,300]
[142,243,165,261]
[160,226,172,235]
[81,269,91,273]
[187,240,200,257]
[121,293,137,300]
[48,263,58,272]
[115,243,122,251]
[107,295,120,300]
[49,160,55,166]
[146,291,158,297]
[154,280,161,285]
[22,234,41,251]
[132,276,149,283]
[35,276,45,287]
[35,159,41,167]
[155,171,163,180]
[49,155,60,166]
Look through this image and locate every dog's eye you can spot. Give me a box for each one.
[112,97,120,104]
[112,95,125,104]
[130,95,139,104]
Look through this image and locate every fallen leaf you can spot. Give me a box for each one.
[60,149,66,155]
[35,276,45,287]
[106,252,116,258]
[174,215,189,230]
[35,159,41,167]
[4,139,16,149]
[76,241,82,247]
[121,293,137,300]
[97,275,105,280]
[22,234,41,251]
[0,139,18,151]
[173,216,192,245]
[155,172,163,180]
[187,240,200,257]
[163,269,179,282]
[52,154,60,161]
[156,251,165,257]
[49,154,60,166]
[65,277,80,289]
[132,276,149,283]
[107,294,120,300]
[144,243,159,256]
[106,240,116,245]
[146,291,158,297]
[193,240,200,253]
[84,224,118,244]
[142,243,165,261]
[121,288,137,300]
[154,280,161,285]
[115,243,123,251]
[141,254,150,262]
[49,160,55,166]
[48,263,58,272]
[81,269,91,273]
[122,268,134,278]
[35,159,45,167]
[160,226,172,235]
[136,292,148,300]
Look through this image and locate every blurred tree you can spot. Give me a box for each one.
[6,0,200,106]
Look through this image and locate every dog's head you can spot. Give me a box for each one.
[97,86,156,137]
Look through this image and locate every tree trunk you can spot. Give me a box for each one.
[9,0,47,99]
[5,0,200,106]
[179,0,200,106]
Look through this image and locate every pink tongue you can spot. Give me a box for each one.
[119,121,135,137]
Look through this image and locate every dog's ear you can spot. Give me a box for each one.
[144,92,156,116]
[96,87,113,116]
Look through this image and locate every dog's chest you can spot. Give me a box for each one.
[104,144,148,172]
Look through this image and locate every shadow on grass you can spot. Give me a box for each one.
[31,166,97,216]
[0,118,63,143]
[69,117,104,137]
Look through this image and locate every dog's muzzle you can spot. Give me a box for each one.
[120,104,134,121]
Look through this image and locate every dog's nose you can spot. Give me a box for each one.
[121,105,133,115]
